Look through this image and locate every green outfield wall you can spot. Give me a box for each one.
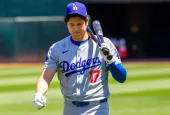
[0,0,73,62]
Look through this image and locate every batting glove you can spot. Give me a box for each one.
[33,92,46,110]
[99,43,116,64]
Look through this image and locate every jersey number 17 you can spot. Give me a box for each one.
[89,69,101,83]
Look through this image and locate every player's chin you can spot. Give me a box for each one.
[73,35,83,39]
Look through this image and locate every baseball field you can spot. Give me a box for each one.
[0,61,170,115]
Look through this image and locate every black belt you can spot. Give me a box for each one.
[72,98,108,107]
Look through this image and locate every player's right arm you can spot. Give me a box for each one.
[34,68,55,110]
[34,43,58,110]
[36,68,56,95]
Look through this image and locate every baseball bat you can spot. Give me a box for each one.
[92,20,113,60]
[87,26,101,47]
[92,20,110,55]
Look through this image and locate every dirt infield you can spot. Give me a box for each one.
[0,63,44,68]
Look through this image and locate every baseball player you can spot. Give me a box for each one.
[33,2,127,115]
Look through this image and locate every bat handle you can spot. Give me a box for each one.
[102,47,110,55]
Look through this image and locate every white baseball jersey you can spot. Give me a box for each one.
[44,35,121,102]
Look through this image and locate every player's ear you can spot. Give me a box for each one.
[85,17,89,26]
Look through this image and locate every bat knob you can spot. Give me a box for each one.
[107,55,113,60]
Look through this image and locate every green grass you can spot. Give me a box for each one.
[1,62,170,115]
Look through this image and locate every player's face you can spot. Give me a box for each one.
[67,17,88,40]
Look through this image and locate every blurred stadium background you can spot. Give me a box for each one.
[0,0,170,115]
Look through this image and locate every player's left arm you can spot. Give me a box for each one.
[100,37,127,83]
[108,60,127,83]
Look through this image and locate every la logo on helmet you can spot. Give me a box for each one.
[73,4,78,11]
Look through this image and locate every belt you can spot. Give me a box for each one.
[71,98,108,107]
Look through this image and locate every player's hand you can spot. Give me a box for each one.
[99,43,116,64]
[33,92,46,110]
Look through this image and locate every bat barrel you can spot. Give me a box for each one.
[92,20,104,43]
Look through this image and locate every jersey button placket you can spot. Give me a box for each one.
[77,48,81,57]
[76,48,81,96]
